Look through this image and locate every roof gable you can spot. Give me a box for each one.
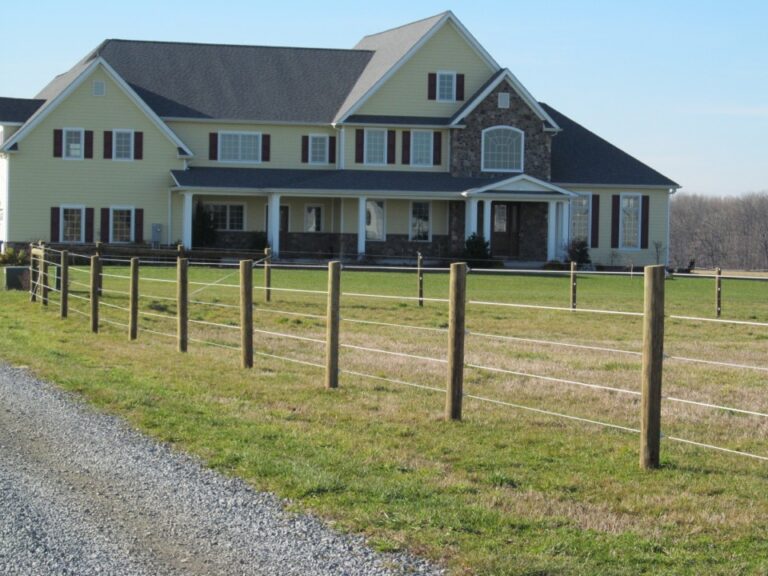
[335,11,500,122]
[463,174,576,198]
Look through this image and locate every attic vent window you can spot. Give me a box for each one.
[498,92,510,109]
[92,80,106,97]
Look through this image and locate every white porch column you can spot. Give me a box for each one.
[181,192,194,250]
[482,200,492,242]
[559,200,570,259]
[465,199,479,239]
[547,200,557,261]
[268,193,281,258]
[357,196,367,257]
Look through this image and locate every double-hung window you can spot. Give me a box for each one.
[437,71,456,102]
[365,200,385,241]
[305,205,322,232]
[411,131,433,166]
[410,201,431,242]
[219,132,261,163]
[60,205,85,242]
[481,126,524,172]
[364,129,386,165]
[620,194,641,249]
[309,135,329,164]
[113,130,134,161]
[63,128,84,159]
[570,194,592,244]
[210,204,245,231]
[110,206,134,243]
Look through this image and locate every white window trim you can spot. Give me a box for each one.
[409,200,432,242]
[218,131,262,164]
[304,204,324,233]
[92,80,106,96]
[109,205,135,243]
[63,128,84,160]
[112,129,134,162]
[211,203,247,231]
[308,134,329,165]
[364,128,387,166]
[436,70,457,102]
[570,192,592,247]
[365,199,387,242]
[59,204,85,243]
[480,126,525,173]
[619,192,642,251]
[410,130,434,167]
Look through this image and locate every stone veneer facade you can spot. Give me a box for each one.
[450,83,552,181]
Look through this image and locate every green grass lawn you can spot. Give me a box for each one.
[3,262,768,575]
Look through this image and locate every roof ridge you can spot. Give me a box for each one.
[358,11,449,40]
[98,38,373,54]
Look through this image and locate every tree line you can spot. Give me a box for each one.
[670,192,768,271]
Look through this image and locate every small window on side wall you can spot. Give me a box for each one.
[92,80,106,96]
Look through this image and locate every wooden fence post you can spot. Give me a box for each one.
[325,261,341,389]
[29,243,38,303]
[715,267,722,318]
[60,250,69,319]
[177,257,188,352]
[95,241,103,296]
[417,252,424,307]
[264,247,272,303]
[90,255,100,333]
[446,262,467,421]
[640,264,665,470]
[41,249,49,306]
[129,257,139,341]
[241,260,254,368]
[570,261,577,310]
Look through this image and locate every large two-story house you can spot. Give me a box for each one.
[0,11,678,265]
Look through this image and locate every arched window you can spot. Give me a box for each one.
[481,126,524,172]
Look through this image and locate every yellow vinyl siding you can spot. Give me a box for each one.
[7,67,183,243]
[343,127,449,172]
[168,122,337,170]
[356,21,495,117]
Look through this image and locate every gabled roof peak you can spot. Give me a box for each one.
[358,11,451,41]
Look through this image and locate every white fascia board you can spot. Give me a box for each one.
[338,13,501,123]
[170,185,464,201]
[449,69,561,131]
[554,182,680,192]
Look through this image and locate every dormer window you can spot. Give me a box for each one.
[481,126,524,172]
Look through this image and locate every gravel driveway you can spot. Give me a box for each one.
[0,364,442,575]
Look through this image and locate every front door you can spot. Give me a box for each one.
[279,206,289,247]
[491,202,520,258]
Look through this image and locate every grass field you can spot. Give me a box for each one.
[2,258,768,575]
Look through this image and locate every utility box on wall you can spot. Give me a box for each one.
[151,224,162,248]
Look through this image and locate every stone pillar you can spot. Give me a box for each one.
[547,200,557,261]
[268,193,281,258]
[465,199,479,239]
[357,196,367,257]
[181,192,194,250]
[482,200,492,243]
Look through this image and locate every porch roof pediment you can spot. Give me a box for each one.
[462,174,576,199]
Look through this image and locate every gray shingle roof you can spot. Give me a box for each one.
[0,97,45,123]
[171,167,513,193]
[88,40,374,123]
[543,103,679,188]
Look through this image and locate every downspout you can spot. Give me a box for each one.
[666,188,676,267]
[167,189,172,246]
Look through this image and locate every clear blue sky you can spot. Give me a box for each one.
[2,0,766,196]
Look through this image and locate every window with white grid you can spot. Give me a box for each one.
[219,132,261,162]
[437,72,456,101]
[113,130,133,160]
[210,204,245,231]
[61,207,84,242]
[620,194,641,249]
[365,129,386,165]
[481,126,524,172]
[111,208,133,242]
[63,129,83,159]
[410,201,431,241]
[309,135,328,164]
[571,194,591,244]
[411,131,433,166]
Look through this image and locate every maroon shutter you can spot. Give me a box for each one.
[386,130,396,164]
[209,133,218,160]
[84,131,94,159]
[329,136,336,164]
[355,129,364,163]
[301,135,309,163]
[590,194,600,248]
[456,74,465,101]
[641,195,650,249]
[134,209,144,243]
[53,129,63,158]
[433,132,442,166]
[85,208,95,243]
[103,131,113,159]
[50,207,60,242]
[261,134,270,162]
[611,195,620,249]
[134,132,143,160]
[401,131,411,165]
[100,208,110,243]
[427,73,437,100]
